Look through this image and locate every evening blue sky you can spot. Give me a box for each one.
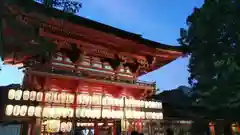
[0,0,203,90]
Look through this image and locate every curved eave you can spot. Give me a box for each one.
[5,1,183,53]
[138,50,183,76]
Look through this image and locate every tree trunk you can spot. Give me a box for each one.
[215,120,224,135]
[191,120,209,135]
[224,121,232,135]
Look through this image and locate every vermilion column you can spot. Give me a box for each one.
[113,122,117,135]
[94,122,99,135]
[137,120,142,133]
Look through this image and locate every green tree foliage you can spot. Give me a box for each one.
[36,0,82,13]
[178,0,240,119]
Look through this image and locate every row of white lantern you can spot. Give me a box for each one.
[8,89,162,109]
[77,94,98,105]
[5,105,163,119]
[145,112,163,120]
[125,99,145,108]
[5,104,41,117]
[125,110,145,119]
[45,92,74,104]
[145,101,162,109]
[8,89,75,104]
[77,94,124,107]
[42,107,74,118]
[76,108,101,118]
[45,120,72,133]
[77,123,94,127]
[102,109,123,119]
[102,96,124,107]
[8,89,43,102]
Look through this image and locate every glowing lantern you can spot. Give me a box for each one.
[60,93,67,103]
[67,108,74,118]
[35,106,42,117]
[66,122,72,132]
[42,107,50,117]
[15,90,23,100]
[23,90,30,100]
[53,92,60,103]
[60,122,67,132]
[66,94,74,104]
[157,102,162,109]
[28,106,35,116]
[45,92,52,103]
[30,91,37,101]
[8,89,15,100]
[36,92,43,102]
[5,104,14,116]
[20,105,28,116]
[13,105,21,116]
[91,94,101,105]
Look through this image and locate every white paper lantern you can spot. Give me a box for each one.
[140,100,145,107]
[49,108,55,118]
[102,97,107,106]
[60,93,67,103]
[13,105,21,116]
[66,122,72,132]
[60,122,66,132]
[108,97,113,106]
[49,92,54,103]
[67,94,74,104]
[80,108,85,117]
[77,94,82,104]
[62,108,68,118]
[157,112,163,119]
[125,99,130,107]
[145,101,150,108]
[23,90,30,100]
[20,105,28,116]
[8,89,15,100]
[54,107,61,118]
[139,112,145,119]
[28,106,35,116]
[85,95,91,105]
[53,92,60,103]
[5,104,14,116]
[76,108,80,118]
[15,90,22,100]
[45,92,50,103]
[67,108,74,118]
[86,109,91,118]
[36,92,43,102]
[30,91,37,101]
[157,102,162,109]
[35,106,42,117]
[42,107,50,117]
[119,98,124,107]
[92,94,101,105]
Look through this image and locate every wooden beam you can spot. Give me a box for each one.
[26,70,154,90]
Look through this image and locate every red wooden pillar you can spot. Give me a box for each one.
[94,122,99,135]
[137,120,142,133]
[113,121,117,135]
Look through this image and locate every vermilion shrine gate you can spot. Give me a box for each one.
[0,1,182,135]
